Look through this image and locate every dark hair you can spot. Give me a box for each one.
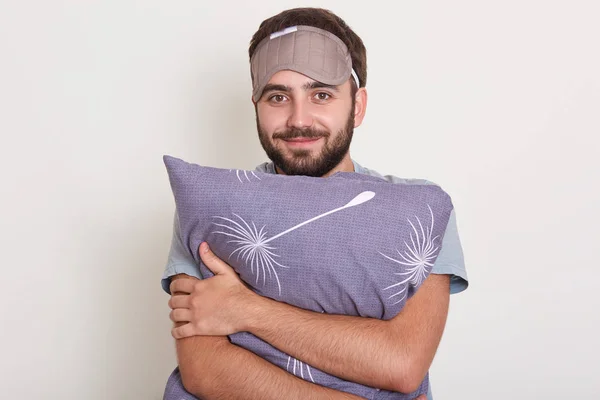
[249,7,367,92]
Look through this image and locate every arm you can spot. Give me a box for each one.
[171,274,364,400]
[171,246,450,394]
[242,273,449,394]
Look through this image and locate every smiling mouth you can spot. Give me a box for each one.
[283,137,321,143]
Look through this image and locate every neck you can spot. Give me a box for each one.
[274,153,355,177]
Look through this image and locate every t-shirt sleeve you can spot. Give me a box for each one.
[161,210,203,294]
[431,209,469,294]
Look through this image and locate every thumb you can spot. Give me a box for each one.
[199,242,233,276]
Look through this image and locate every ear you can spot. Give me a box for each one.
[353,87,368,128]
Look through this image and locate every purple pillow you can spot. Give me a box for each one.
[162,155,453,400]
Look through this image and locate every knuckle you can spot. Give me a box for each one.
[204,249,215,259]
[191,295,201,308]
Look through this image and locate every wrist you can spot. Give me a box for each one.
[238,289,270,332]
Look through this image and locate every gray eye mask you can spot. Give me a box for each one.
[250,25,360,101]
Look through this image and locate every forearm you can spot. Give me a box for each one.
[171,274,363,400]
[169,261,448,394]
[176,335,364,400]
[241,275,450,393]
[244,299,404,391]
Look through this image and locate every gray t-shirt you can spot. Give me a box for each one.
[161,160,469,399]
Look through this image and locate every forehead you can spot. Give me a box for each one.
[265,70,351,92]
[267,70,318,86]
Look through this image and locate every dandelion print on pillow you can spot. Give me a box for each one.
[163,155,454,400]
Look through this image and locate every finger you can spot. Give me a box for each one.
[170,278,196,295]
[169,308,192,323]
[199,242,234,276]
[172,323,197,339]
[168,295,191,310]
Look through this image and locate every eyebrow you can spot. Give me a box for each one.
[262,84,291,94]
[261,81,340,96]
[302,81,340,92]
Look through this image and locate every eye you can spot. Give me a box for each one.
[314,92,331,101]
[268,94,288,103]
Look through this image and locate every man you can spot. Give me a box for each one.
[162,7,468,400]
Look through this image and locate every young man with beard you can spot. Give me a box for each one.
[162,7,468,400]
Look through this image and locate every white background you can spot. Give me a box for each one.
[1,1,598,399]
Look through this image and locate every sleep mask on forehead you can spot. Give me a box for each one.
[250,25,360,101]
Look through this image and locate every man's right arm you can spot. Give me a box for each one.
[163,214,344,398]
[172,274,363,400]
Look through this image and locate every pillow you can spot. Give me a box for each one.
[162,155,454,400]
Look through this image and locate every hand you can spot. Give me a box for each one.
[168,242,256,339]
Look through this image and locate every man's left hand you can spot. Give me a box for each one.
[168,242,256,339]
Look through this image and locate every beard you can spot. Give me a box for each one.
[256,109,355,177]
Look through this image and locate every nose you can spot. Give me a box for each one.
[287,99,313,129]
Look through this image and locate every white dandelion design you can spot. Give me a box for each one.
[380,205,440,305]
[287,356,315,383]
[229,169,262,183]
[212,191,376,295]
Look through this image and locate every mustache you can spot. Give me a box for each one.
[272,127,330,140]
